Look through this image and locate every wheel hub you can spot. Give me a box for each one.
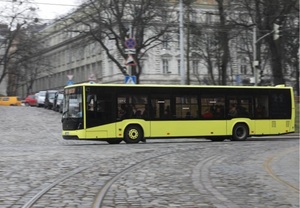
[129,129,139,140]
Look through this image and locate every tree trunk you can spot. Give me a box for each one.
[216,0,230,85]
[267,37,285,85]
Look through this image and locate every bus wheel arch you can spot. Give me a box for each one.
[231,123,249,141]
[124,124,144,144]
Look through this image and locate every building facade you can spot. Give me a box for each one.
[16,0,290,98]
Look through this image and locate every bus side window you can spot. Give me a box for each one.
[87,95,95,111]
[256,105,266,118]
[201,96,225,119]
[255,96,269,119]
[214,105,224,118]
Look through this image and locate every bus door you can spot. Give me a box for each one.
[149,96,172,137]
[200,95,227,136]
[85,87,115,139]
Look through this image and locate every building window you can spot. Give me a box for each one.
[240,58,248,75]
[162,59,169,74]
[192,60,199,74]
[190,11,197,23]
[205,13,212,24]
[162,35,170,50]
[241,65,247,74]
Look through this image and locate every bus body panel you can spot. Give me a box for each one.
[85,123,116,139]
[150,120,227,137]
[63,129,86,139]
[255,120,270,135]
[270,120,294,135]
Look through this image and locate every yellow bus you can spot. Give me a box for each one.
[62,83,295,144]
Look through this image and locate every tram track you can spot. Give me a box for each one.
[192,155,240,208]
[20,142,299,208]
[21,166,89,208]
[20,148,184,208]
[92,151,178,208]
[92,147,232,208]
[263,147,299,193]
[21,145,207,208]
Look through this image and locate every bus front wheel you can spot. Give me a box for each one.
[231,123,248,141]
[124,125,143,144]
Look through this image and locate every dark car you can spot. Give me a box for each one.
[53,91,64,112]
[44,90,58,109]
[24,94,37,106]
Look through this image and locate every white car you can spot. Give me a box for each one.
[36,91,46,107]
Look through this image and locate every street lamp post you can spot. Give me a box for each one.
[253,25,258,86]
[179,0,186,85]
[253,25,278,86]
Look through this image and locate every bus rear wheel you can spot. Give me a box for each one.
[124,125,143,144]
[232,123,248,141]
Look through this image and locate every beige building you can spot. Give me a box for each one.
[16,0,277,97]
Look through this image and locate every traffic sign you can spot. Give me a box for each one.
[125,55,136,66]
[125,76,136,84]
[67,74,73,80]
[125,48,136,54]
[66,80,74,86]
[125,38,136,49]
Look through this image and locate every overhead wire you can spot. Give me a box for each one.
[0,0,80,7]
[0,0,81,21]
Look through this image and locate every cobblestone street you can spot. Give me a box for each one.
[0,106,299,208]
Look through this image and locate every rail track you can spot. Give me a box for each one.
[19,141,299,208]
[263,147,299,193]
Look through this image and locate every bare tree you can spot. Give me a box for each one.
[191,27,219,85]
[0,0,39,95]
[65,0,176,84]
[12,26,52,95]
[229,0,299,86]
[215,0,231,85]
[186,0,234,85]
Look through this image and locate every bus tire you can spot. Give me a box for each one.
[124,125,143,144]
[232,123,248,141]
[107,139,122,144]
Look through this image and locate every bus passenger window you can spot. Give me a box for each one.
[255,105,266,118]
[214,105,224,118]
[202,108,213,119]
[201,96,225,119]
[228,104,237,117]
[119,103,133,119]
[175,96,198,119]
[142,105,149,119]
[255,96,269,119]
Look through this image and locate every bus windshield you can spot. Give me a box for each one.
[63,87,83,119]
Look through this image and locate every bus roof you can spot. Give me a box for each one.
[64,83,292,90]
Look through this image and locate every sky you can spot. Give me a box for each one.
[34,0,82,21]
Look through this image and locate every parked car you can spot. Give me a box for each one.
[24,94,37,106]
[36,91,46,107]
[44,90,58,109]
[53,91,64,112]
[59,98,64,113]
[0,96,22,106]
